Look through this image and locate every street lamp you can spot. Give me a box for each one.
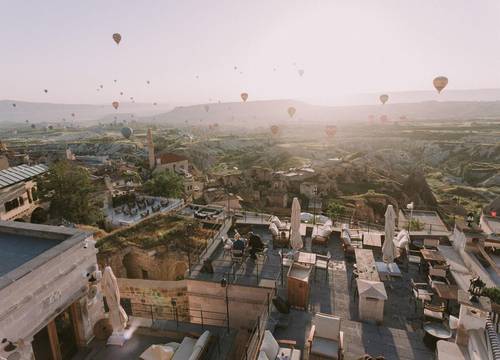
[220,276,230,333]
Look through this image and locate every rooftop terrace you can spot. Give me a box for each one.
[190,223,436,359]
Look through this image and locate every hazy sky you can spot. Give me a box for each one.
[1,0,500,105]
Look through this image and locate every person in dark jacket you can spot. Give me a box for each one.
[248,231,264,260]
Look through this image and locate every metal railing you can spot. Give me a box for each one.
[129,302,229,330]
[242,292,273,360]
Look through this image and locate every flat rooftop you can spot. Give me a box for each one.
[0,221,90,290]
[0,232,62,276]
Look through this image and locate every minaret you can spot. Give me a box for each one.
[147,128,155,170]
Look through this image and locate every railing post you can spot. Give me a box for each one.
[257,315,261,341]
[150,304,154,326]
[200,309,204,330]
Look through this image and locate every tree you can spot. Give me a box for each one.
[326,200,346,222]
[38,161,102,225]
[143,171,184,198]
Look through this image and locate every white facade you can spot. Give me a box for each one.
[0,222,105,360]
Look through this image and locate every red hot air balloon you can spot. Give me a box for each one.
[112,101,119,110]
[240,92,248,102]
[325,125,337,137]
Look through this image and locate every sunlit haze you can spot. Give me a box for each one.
[2,0,500,105]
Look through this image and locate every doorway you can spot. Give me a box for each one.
[32,326,52,360]
[32,305,79,360]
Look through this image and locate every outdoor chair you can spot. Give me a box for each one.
[279,249,294,268]
[307,313,344,360]
[259,330,300,360]
[423,302,446,322]
[427,268,449,289]
[423,238,439,250]
[315,251,331,282]
[408,250,422,272]
[410,279,433,312]
[230,249,245,265]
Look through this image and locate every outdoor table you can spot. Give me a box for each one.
[375,262,402,279]
[355,248,380,282]
[434,283,459,312]
[420,249,446,263]
[423,322,452,349]
[362,232,382,248]
[295,251,316,267]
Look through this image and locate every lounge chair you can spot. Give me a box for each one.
[259,330,300,360]
[165,330,210,360]
[410,279,433,313]
[307,313,344,360]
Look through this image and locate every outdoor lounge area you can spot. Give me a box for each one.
[187,199,499,359]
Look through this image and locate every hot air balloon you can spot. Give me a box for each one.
[120,92,124,96]
[114,79,117,83]
[380,94,389,105]
[270,125,279,135]
[31,124,36,129]
[71,113,75,117]
[234,66,238,70]
[121,127,133,139]
[146,80,150,85]
[325,125,337,137]
[153,102,157,106]
[112,33,121,45]
[298,69,304,77]
[287,107,296,118]
[112,101,119,110]
[100,84,103,89]
[25,119,29,123]
[44,89,48,93]
[240,93,248,102]
[130,97,134,100]
[433,76,448,94]
[12,103,16,108]
[204,105,209,112]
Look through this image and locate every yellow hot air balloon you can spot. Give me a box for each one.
[287,107,296,118]
[270,125,279,135]
[433,76,448,94]
[240,92,248,102]
[112,101,119,110]
[380,94,389,105]
[112,33,121,45]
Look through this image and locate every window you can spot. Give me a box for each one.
[5,198,20,212]
[18,196,24,206]
[142,269,149,279]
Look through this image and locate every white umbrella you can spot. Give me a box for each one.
[382,205,397,263]
[290,197,303,250]
[102,266,128,345]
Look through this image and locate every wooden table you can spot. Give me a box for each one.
[420,249,446,263]
[355,248,380,282]
[433,283,458,301]
[296,251,316,266]
[362,232,382,248]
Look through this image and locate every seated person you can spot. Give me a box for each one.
[248,231,265,260]
[232,237,246,255]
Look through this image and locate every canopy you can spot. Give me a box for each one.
[290,197,303,250]
[382,205,397,263]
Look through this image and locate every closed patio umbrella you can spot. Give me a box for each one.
[382,205,397,263]
[290,197,303,250]
[102,266,128,345]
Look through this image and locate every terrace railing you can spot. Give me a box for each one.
[128,302,229,330]
[242,292,274,360]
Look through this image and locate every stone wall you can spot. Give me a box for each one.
[98,246,189,281]
[117,278,189,321]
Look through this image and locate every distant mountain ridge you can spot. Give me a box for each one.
[3,90,500,127]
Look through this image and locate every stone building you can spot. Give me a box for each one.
[0,221,104,360]
[0,164,48,222]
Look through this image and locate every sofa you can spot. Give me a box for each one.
[170,330,210,360]
[259,330,301,360]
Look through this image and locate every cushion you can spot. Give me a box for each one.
[165,342,180,351]
[172,337,197,360]
[260,330,279,360]
[140,344,175,360]
[194,331,210,349]
[313,314,340,341]
[277,347,301,360]
[258,351,269,360]
[311,337,339,359]
[188,347,201,360]
[269,223,279,236]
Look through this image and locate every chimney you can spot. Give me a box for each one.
[147,128,155,170]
